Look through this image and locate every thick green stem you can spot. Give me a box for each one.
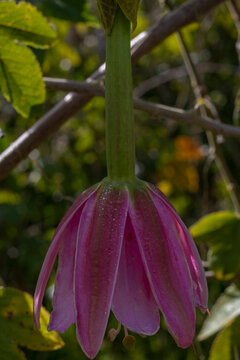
[105,7,135,181]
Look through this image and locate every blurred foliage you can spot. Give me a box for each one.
[0,0,240,359]
[190,211,240,280]
[0,287,64,360]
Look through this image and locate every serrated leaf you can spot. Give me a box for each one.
[0,1,56,48]
[190,211,240,279]
[0,287,64,356]
[0,30,45,117]
[198,284,240,341]
[0,1,57,116]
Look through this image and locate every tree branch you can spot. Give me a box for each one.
[44,77,240,139]
[164,0,240,212]
[133,98,240,139]
[0,0,226,180]
[132,0,226,62]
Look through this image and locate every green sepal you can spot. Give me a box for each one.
[117,0,140,32]
[97,0,140,34]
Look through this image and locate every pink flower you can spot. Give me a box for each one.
[33,179,208,359]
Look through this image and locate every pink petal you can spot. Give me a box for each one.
[75,185,129,359]
[148,184,208,312]
[129,187,195,348]
[112,215,160,335]
[33,184,99,328]
[48,210,80,333]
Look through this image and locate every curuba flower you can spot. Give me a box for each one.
[33,178,208,359]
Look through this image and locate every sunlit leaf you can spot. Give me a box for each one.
[0,1,56,48]
[190,211,240,279]
[0,287,64,358]
[0,1,57,116]
[198,284,240,341]
[209,326,232,360]
[0,31,45,117]
[209,317,240,360]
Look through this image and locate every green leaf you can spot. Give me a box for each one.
[0,335,26,360]
[34,0,97,23]
[209,317,240,360]
[97,0,140,34]
[198,284,240,341]
[190,211,239,242]
[0,1,57,117]
[0,1,56,48]
[0,30,45,117]
[0,287,64,359]
[190,211,240,279]
[209,325,232,360]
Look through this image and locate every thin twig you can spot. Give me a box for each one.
[134,62,240,97]
[44,78,240,139]
[228,0,240,62]
[0,0,227,181]
[133,98,240,139]
[165,0,240,213]
[44,78,104,96]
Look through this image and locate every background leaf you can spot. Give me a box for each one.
[0,287,64,359]
[209,326,232,360]
[190,212,240,279]
[209,317,240,360]
[198,284,240,341]
[34,0,97,23]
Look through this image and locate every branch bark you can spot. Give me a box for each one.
[44,77,240,139]
[133,98,240,140]
[0,0,226,180]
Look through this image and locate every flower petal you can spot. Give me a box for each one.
[33,184,99,328]
[129,187,195,348]
[148,184,208,312]
[112,215,160,335]
[48,210,80,333]
[75,185,129,359]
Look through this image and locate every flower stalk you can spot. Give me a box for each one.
[105,6,136,181]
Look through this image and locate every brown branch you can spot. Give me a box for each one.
[44,78,104,95]
[43,77,240,139]
[133,98,240,139]
[132,0,226,62]
[0,0,226,181]
[164,0,240,212]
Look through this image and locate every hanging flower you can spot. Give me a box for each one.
[33,179,208,359]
